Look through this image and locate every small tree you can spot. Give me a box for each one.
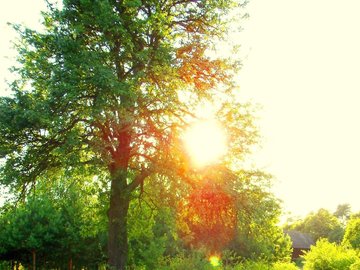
[0,197,63,268]
[0,177,105,268]
[334,204,351,220]
[334,203,352,226]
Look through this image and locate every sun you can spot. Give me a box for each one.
[183,119,227,167]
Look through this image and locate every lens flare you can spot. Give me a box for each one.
[209,255,220,267]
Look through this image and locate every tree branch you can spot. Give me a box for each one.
[126,168,152,193]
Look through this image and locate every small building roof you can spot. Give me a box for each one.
[285,230,314,249]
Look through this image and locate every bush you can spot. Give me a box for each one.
[273,262,298,270]
[228,261,271,270]
[157,255,299,270]
[351,261,360,270]
[303,238,359,270]
[293,257,304,268]
[224,261,297,270]
[158,253,214,270]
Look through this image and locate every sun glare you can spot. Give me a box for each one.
[209,255,221,267]
[184,119,227,167]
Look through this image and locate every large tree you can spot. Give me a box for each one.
[0,0,252,269]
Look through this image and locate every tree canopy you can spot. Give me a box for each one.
[0,0,289,269]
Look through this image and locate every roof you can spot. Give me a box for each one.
[285,230,314,249]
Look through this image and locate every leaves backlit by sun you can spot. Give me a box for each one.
[183,119,227,167]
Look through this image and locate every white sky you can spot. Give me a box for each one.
[0,0,49,97]
[239,1,360,218]
[1,1,360,218]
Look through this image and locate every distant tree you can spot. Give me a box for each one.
[289,208,344,243]
[342,218,360,250]
[334,203,351,225]
[0,1,251,269]
[350,212,360,219]
[334,204,351,219]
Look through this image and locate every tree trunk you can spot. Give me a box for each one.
[32,250,36,270]
[68,257,73,270]
[107,168,130,270]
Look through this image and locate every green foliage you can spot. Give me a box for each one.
[0,0,285,268]
[0,175,106,268]
[127,201,168,269]
[229,261,297,270]
[231,261,271,270]
[350,261,360,270]
[0,262,11,270]
[302,238,359,270]
[227,171,292,263]
[0,196,62,258]
[334,204,351,221]
[343,218,360,249]
[0,0,250,194]
[288,208,344,243]
[158,256,296,270]
[126,174,186,269]
[293,257,304,268]
[158,253,213,270]
[272,262,298,270]
[351,212,360,219]
[0,1,254,268]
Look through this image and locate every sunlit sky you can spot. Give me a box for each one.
[1,1,360,218]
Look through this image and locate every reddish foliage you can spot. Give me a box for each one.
[177,183,237,253]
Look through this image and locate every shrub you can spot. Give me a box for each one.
[293,257,304,268]
[350,261,360,270]
[303,238,359,270]
[158,253,214,270]
[226,261,297,270]
[157,257,298,270]
[229,261,271,270]
[273,262,298,270]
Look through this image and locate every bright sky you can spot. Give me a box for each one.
[0,1,49,97]
[1,1,360,218]
[239,1,360,218]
